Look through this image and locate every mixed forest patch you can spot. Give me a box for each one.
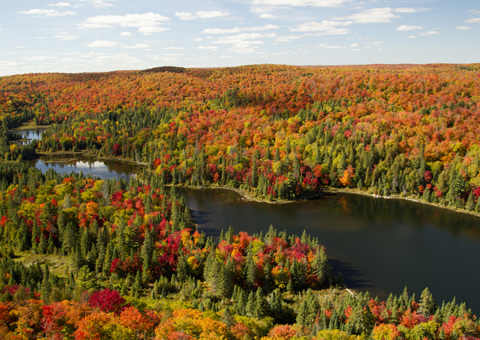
[0,64,480,338]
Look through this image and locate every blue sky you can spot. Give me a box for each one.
[1,0,479,76]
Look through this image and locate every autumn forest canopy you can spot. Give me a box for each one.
[0,64,479,339]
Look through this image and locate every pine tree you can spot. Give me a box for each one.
[466,192,475,211]
[312,246,332,288]
[419,287,436,317]
[296,298,310,333]
[244,253,257,290]
[236,289,247,316]
[245,291,256,318]
[176,255,188,283]
[221,307,235,328]
[63,222,77,254]
[40,266,51,302]
[39,232,47,255]
[218,259,234,298]
[80,228,91,257]
[269,289,283,320]
[254,287,268,318]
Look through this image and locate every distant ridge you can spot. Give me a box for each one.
[142,66,185,74]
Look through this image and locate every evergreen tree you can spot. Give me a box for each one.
[236,289,247,316]
[466,192,475,211]
[419,287,436,318]
[245,291,256,318]
[221,307,235,328]
[254,287,268,318]
[176,255,188,283]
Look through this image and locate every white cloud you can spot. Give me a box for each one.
[175,11,229,21]
[468,9,480,14]
[252,0,348,7]
[198,46,219,51]
[88,40,151,49]
[465,18,480,23]
[340,8,400,24]
[123,44,150,49]
[203,24,279,34]
[175,12,195,20]
[19,9,75,16]
[120,32,132,36]
[260,13,276,19]
[162,47,184,50]
[47,2,71,7]
[138,26,169,35]
[350,43,359,47]
[80,12,169,28]
[419,31,439,36]
[244,24,280,31]
[212,33,274,54]
[290,20,350,35]
[203,28,241,34]
[396,25,423,31]
[406,35,416,39]
[318,44,345,49]
[456,26,471,30]
[24,56,58,61]
[74,0,115,8]
[215,33,268,43]
[274,35,304,42]
[54,32,78,40]
[80,12,170,35]
[88,40,118,48]
[395,8,417,13]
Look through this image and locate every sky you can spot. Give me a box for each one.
[0,0,479,76]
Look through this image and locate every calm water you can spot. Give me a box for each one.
[35,154,137,181]
[33,152,480,313]
[14,129,46,145]
[18,129,46,141]
[180,189,480,312]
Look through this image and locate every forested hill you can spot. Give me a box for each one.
[0,64,480,338]
[2,64,480,209]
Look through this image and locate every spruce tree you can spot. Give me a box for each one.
[245,291,256,318]
[236,289,247,316]
[254,287,268,318]
[466,192,475,211]
[419,287,436,318]
[176,255,188,283]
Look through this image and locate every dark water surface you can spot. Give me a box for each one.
[178,188,480,313]
[33,153,480,313]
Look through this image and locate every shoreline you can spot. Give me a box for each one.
[35,150,480,218]
[12,124,50,132]
[326,187,480,219]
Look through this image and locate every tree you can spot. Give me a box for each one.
[419,287,435,318]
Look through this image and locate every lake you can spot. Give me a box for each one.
[34,154,480,313]
[13,128,46,145]
[34,154,137,181]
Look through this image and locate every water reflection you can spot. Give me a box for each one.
[179,187,480,313]
[12,129,46,145]
[32,155,480,313]
[35,155,138,181]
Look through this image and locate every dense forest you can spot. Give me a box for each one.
[0,64,480,338]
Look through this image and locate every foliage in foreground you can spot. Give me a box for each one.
[0,165,478,338]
